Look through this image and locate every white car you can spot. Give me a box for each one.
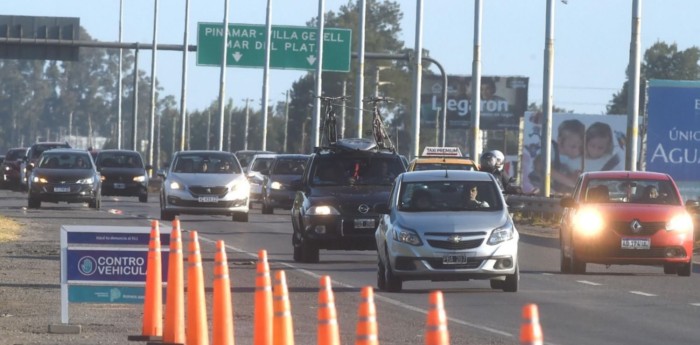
[246,153,277,203]
[158,150,250,222]
[375,170,520,292]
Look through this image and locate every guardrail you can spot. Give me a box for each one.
[508,194,563,221]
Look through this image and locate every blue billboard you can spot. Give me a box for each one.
[646,80,700,199]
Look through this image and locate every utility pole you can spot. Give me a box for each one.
[411,0,424,159]
[355,0,366,138]
[341,81,346,138]
[217,0,231,151]
[261,0,272,151]
[311,0,325,149]
[131,46,139,151]
[626,0,642,171]
[117,0,124,149]
[470,0,483,161]
[148,0,159,169]
[227,103,233,151]
[283,91,290,152]
[243,98,253,150]
[179,0,191,151]
[206,109,211,150]
[540,0,558,197]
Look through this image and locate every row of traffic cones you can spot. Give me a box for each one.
[128,219,543,345]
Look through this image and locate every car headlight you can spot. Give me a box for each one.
[100,175,106,181]
[230,180,250,199]
[169,181,182,190]
[307,205,340,216]
[271,181,283,190]
[3,166,9,171]
[392,226,422,246]
[133,175,147,182]
[32,176,48,184]
[573,207,604,236]
[76,177,94,184]
[487,221,514,245]
[666,213,693,233]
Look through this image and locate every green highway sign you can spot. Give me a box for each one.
[197,23,352,72]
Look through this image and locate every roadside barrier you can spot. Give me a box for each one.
[425,290,449,345]
[213,240,235,345]
[273,270,294,345]
[508,194,563,220]
[187,231,209,345]
[355,286,378,345]
[318,275,341,345]
[255,249,274,345]
[128,220,163,342]
[160,218,185,345]
[520,303,543,345]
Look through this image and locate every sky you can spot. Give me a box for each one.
[3,0,699,116]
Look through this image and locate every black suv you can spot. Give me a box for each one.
[290,96,405,263]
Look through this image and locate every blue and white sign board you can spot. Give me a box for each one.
[60,225,170,324]
[646,80,700,200]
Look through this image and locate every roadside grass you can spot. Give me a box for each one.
[0,215,20,242]
[513,211,560,228]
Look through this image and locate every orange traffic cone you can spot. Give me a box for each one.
[254,249,273,345]
[157,217,185,345]
[273,270,294,345]
[213,240,235,345]
[519,304,543,345]
[425,291,449,345]
[317,275,340,345]
[187,231,209,345]
[355,286,378,345]
[129,220,163,342]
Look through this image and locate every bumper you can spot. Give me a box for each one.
[30,183,97,203]
[265,189,296,209]
[574,230,693,265]
[101,181,148,197]
[386,237,519,281]
[163,192,249,215]
[2,171,21,185]
[302,214,378,250]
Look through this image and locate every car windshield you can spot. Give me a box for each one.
[39,153,92,170]
[398,180,502,212]
[172,154,241,174]
[583,179,681,205]
[5,149,25,161]
[272,158,307,176]
[96,152,144,168]
[32,144,69,159]
[250,157,274,173]
[311,156,404,186]
[413,163,476,171]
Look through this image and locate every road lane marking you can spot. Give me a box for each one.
[690,303,700,307]
[629,291,656,297]
[576,280,602,286]
[198,236,515,339]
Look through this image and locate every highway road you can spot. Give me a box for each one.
[1,190,700,345]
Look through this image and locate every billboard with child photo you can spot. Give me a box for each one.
[521,112,627,195]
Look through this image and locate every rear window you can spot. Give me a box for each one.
[311,156,405,186]
[96,152,144,169]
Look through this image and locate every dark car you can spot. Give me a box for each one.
[261,154,309,214]
[27,149,102,209]
[291,138,406,263]
[1,147,27,190]
[95,150,151,202]
[234,150,275,173]
[21,142,72,191]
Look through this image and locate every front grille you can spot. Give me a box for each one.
[425,258,484,270]
[427,238,483,250]
[339,202,378,216]
[189,186,228,197]
[609,221,665,236]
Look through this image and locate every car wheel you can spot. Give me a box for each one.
[301,237,320,263]
[383,248,402,292]
[160,208,175,221]
[570,239,586,274]
[139,194,148,203]
[560,236,571,273]
[503,264,519,292]
[262,203,273,215]
[27,196,41,209]
[232,212,249,222]
[677,262,692,277]
[377,256,387,291]
[663,264,678,275]
[292,234,303,262]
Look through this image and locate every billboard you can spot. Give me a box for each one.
[521,112,627,195]
[420,75,528,130]
[646,79,700,199]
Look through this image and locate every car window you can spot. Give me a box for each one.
[250,157,274,172]
[311,156,404,186]
[413,163,476,171]
[39,153,92,170]
[172,154,241,174]
[272,158,306,175]
[97,152,144,168]
[398,180,502,212]
[584,179,680,205]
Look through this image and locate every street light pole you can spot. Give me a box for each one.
[148,0,159,168]
[243,98,253,150]
[541,0,557,197]
[411,0,424,158]
[117,0,123,149]
[626,0,642,171]
[179,0,191,152]
[217,0,231,151]
[261,0,273,151]
[283,91,289,152]
[470,0,483,160]
[312,0,325,149]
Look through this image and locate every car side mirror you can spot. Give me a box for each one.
[375,203,390,214]
[560,196,577,208]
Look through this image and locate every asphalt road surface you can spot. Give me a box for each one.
[1,189,699,345]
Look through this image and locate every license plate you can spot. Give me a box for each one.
[621,238,650,250]
[443,254,468,265]
[353,218,376,229]
[54,186,70,193]
[114,183,126,189]
[197,196,218,203]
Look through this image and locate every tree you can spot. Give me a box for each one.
[607,41,700,114]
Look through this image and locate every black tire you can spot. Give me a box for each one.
[139,194,148,203]
[301,237,320,263]
[232,212,249,222]
[377,256,387,291]
[503,264,519,292]
[560,236,571,273]
[383,249,402,292]
[570,239,587,274]
[27,196,41,209]
[261,203,273,215]
[292,219,303,262]
[160,208,175,221]
[490,279,504,290]
[664,264,678,275]
[677,262,692,277]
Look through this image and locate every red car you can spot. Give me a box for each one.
[559,171,697,276]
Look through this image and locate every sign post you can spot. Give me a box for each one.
[197,23,351,72]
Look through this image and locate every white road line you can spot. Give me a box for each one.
[541,272,554,276]
[629,291,657,297]
[690,303,700,307]
[576,280,602,286]
[199,235,514,339]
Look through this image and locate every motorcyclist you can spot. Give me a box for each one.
[480,150,520,194]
